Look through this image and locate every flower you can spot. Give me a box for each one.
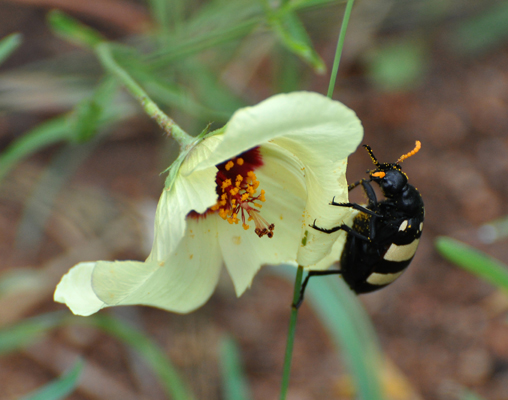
[54,91,363,315]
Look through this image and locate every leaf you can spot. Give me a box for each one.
[0,116,70,184]
[365,37,428,92]
[448,1,508,56]
[269,11,326,73]
[272,265,384,400]
[220,336,252,400]
[0,312,64,355]
[87,314,196,400]
[0,33,22,66]
[459,388,487,400]
[47,10,104,49]
[68,77,118,143]
[20,359,84,400]
[0,312,194,400]
[436,236,508,293]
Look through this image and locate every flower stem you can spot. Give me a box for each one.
[327,0,355,99]
[279,265,304,400]
[94,42,194,148]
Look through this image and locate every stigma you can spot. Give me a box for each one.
[211,149,274,238]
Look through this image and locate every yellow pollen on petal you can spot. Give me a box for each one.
[211,162,274,238]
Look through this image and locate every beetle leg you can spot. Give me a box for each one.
[347,179,364,191]
[310,220,371,241]
[360,180,378,207]
[293,269,342,309]
[330,199,382,217]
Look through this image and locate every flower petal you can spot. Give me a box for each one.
[150,168,217,262]
[54,262,106,316]
[193,91,362,267]
[92,216,223,313]
[220,142,306,295]
[195,91,361,171]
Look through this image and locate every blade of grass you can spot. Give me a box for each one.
[279,266,304,400]
[0,116,70,184]
[268,10,326,73]
[86,313,196,400]
[436,236,508,292]
[0,312,65,355]
[220,336,253,400]
[448,1,508,56]
[327,0,354,98]
[272,265,384,400]
[0,33,22,65]
[0,311,195,400]
[47,10,104,49]
[20,359,84,400]
[460,388,487,400]
[313,275,384,399]
[68,77,118,143]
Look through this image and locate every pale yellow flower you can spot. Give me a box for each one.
[55,91,363,315]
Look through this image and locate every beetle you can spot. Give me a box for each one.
[295,141,424,308]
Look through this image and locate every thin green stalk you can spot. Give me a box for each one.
[279,265,304,400]
[94,43,194,148]
[327,0,355,99]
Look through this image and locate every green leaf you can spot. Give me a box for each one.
[0,312,194,400]
[87,314,196,400]
[0,116,70,184]
[288,0,342,10]
[272,265,384,400]
[68,77,118,143]
[0,33,22,65]
[220,336,252,400]
[0,312,64,355]
[47,10,104,49]
[436,236,508,293]
[448,1,508,56]
[269,11,326,73]
[365,37,428,92]
[457,386,487,400]
[20,359,84,400]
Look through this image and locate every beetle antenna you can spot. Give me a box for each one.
[397,141,421,163]
[363,144,380,167]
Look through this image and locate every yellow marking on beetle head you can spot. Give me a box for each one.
[371,171,386,178]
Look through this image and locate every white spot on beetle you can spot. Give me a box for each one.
[367,271,404,286]
[398,220,408,231]
[419,222,423,231]
[384,239,420,262]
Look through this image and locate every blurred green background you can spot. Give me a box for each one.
[1,0,508,399]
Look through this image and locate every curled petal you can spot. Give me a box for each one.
[54,262,106,316]
[92,217,223,313]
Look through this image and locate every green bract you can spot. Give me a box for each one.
[54,91,363,315]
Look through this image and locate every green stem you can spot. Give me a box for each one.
[327,0,355,99]
[94,42,193,148]
[279,265,304,400]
